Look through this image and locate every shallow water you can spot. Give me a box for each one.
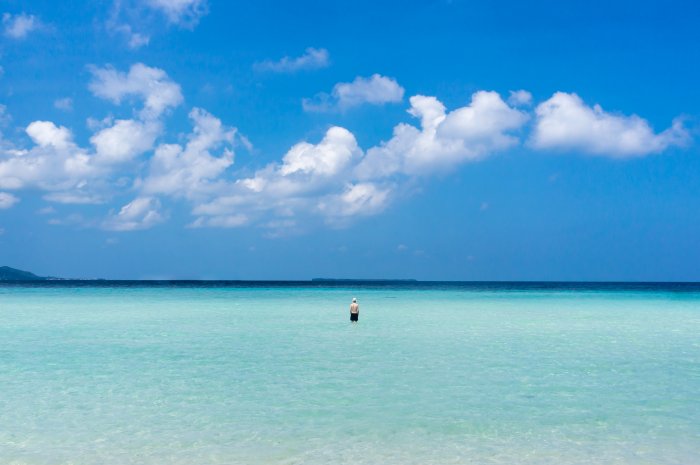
[1,283,699,464]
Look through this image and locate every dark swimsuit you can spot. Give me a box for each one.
[350,312,358,321]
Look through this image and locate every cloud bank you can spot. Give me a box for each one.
[0,62,691,231]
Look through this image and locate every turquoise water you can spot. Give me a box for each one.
[1,284,699,464]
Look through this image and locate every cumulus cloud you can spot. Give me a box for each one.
[85,63,183,168]
[88,63,183,119]
[0,65,240,231]
[26,121,73,148]
[2,12,40,39]
[0,121,102,196]
[91,119,161,164]
[254,48,330,73]
[103,196,164,231]
[0,63,187,207]
[356,91,529,178]
[139,108,236,199]
[0,191,19,209]
[279,126,359,177]
[235,125,360,198]
[190,126,365,229]
[0,64,183,205]
[317,182,392,225]
[530,92,689,157]
[303,74,404,112]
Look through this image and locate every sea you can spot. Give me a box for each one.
[1,281,699,465]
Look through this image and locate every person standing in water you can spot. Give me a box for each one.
[350,298,359,322]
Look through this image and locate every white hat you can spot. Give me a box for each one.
[352,298,357,302]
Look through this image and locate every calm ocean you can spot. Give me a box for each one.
[1,282,699,464]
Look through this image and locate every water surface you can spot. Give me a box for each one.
[1,282,699,464]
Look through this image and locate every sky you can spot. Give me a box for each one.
[1,0,699,280]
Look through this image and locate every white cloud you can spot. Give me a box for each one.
[0,121,102,197]
[0,63,183,207]
[105,4,151,50]
[303,74,404,112]
[139,108,236,198]
[88,63,183,119]
[191,126,363,228]
[91,119,161,164]
[103,196,164,231]
[508,90,533,107]
[107,0,206,49]
[234,125,360,198]
[334,75,405,108]
[4,81,521,230]
[26,121,72,148]
[2,13,39,39]
[145,0,209,28]
[244,125,359,195]
[0,121,101,195]
[356,91,529,178]
[317,182,391,223]
[2,60,693,234]
[279,126,359,177]
[254,48,330,73]
[0,191,19,209]
[53,97,74,111]
[530,92,689,157]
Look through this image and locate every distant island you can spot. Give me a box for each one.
[0,266,51,281]
[312,278,418,282]
[0,268,420,282]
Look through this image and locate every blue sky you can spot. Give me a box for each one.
[1,0,699,280]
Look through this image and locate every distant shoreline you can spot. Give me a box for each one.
[3,267,700,290]
[2,280,700,293]
[311,278,418,282]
